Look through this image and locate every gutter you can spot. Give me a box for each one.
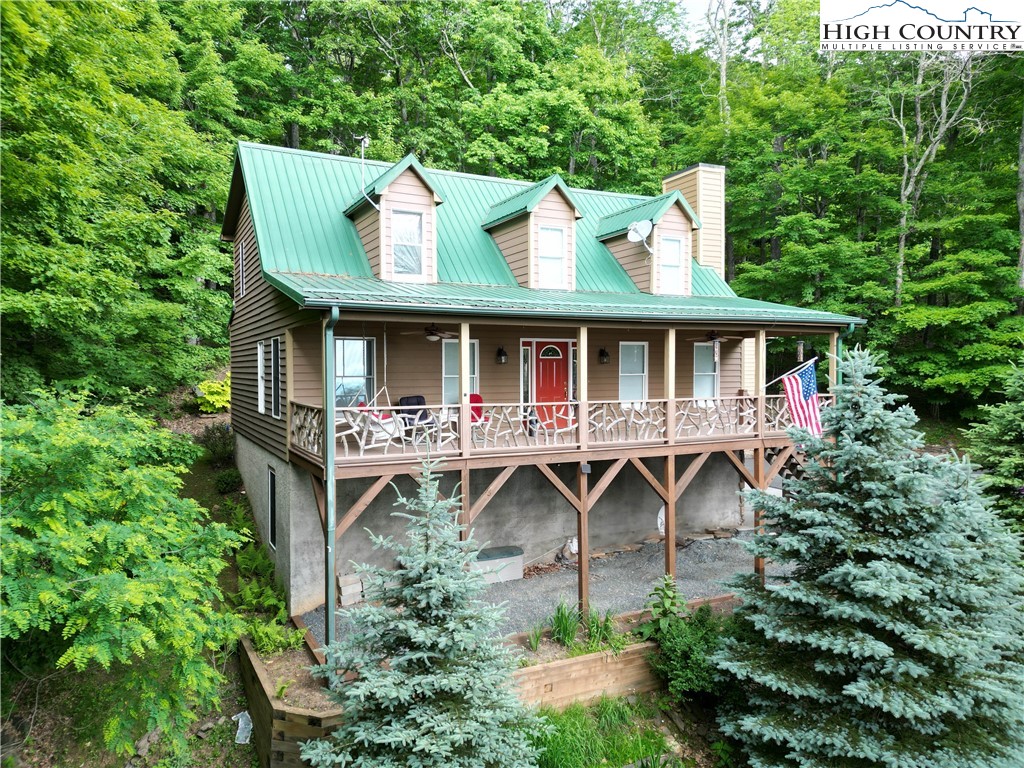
[322,307,340,647]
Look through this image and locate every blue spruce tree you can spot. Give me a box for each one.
[714,349,1024,767]
[301,461,546,768]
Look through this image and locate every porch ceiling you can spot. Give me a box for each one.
[266,272,865,328]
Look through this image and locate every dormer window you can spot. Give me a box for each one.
[393,211,425,280]
[659,237,685,295]
[538,226,567,289]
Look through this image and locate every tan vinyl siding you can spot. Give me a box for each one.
[490,219,531,288]
[290,323,323,405]
[675,339,741,398]
[605,235,651,292]
[353,206,381,277]
[531,190,576,290]
[740,338,755,393]
[229,196,321,460]
[662,165,725,279]
[653,206,693,296]
[381,169,436,283]
[588,329,665,400]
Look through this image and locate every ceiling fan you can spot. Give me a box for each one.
[400,323,458,341]
[680,330,745,342]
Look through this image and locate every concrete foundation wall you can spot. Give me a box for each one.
[236,434,324,615]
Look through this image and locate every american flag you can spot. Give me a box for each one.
[782,362,822,436]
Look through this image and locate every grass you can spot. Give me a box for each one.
[917,415,967,450]
[534,696,669,768]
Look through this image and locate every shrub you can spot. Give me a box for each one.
[214,467,243,494]
[650,605,727,703]
[196,422,234,466]
[196,373,231,413]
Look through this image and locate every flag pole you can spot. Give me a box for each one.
[764,356,818,391]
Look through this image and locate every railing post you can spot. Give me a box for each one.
[577,326,588,451]
[459,321,471,459]
[664,328,676,445]
[754,329,766,438]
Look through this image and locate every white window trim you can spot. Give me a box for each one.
[537,225,567,290]
[658,236,685,295]
[257,340,266,414]
[391,209,428,283]
[618,341,648,406]
[270,337,282,419]
[441,339,479,405]
[693,342,720,401]
[237,241,246,298]
[334,337,377,407]
[267,466,277,550]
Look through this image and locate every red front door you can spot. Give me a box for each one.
[532,341,571,428]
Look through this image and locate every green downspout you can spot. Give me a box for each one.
[323,307,339,647]
[837,322,855,385]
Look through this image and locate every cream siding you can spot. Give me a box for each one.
[229,196,321,460]
[531,190,576,290]
[652,206,693,296]
[353,206,381,277]
[490,219,531,288]
[674,339,741,398]
[605,235,651,293]
[662,164,726,279]
[380,169,436,283]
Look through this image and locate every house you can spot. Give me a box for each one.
[220,143,864,639]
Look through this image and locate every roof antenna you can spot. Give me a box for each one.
[627,220,654,259]
[355,135,380,211]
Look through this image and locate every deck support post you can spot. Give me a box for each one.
[754,328,767,583]
[753,447,766,583]
[664,454,676,579]
[577,462,590,619]
[459,321,471,459]
[664,329,676,444]
[459,467,471,541]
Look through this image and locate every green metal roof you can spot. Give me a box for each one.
[221,142,865,328]
[264,271,863,326]
[595,191,700,240]
[481,174,580,229]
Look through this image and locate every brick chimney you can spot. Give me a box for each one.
[662,164,725,280]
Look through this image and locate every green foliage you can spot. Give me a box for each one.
[714,349,1024,767]
[301,460,547,767]
[196,422,235,466]
[649,605,728,704]
[0,393,244,754]
[230,542,304,655]
[213,467,243,494]
[635,574,687,641]
[527,624,544,653]
[550,600,582,647]
[196,374,231,413]
[964,357,1024,531]
[534,697,667,768]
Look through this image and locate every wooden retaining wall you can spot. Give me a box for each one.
[238,637,344,768]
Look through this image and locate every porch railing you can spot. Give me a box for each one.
[287,394,827,464]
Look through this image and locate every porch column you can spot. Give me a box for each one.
[664,328,676,445]
[828,331,839,391]
[577,462,590,617]
[664,454,676,579]
[577,326,588,451]
[459,321,471,459]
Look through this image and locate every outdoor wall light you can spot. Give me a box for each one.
[496,346,509,365]
[598,348,611,365]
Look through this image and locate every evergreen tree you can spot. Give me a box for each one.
[714,349,1024,768]
[301,462,546,768]
[964,356,1024,532]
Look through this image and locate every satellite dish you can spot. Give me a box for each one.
[626,220,653,242]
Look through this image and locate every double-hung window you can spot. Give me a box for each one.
[442,339,479,405]
[618,342,648,406]
[257,340,266,414]
[693,342,719,402]
[538,226,566,289]
[659,237,685,295]
[393,211,425,280]
[237,241,246,298]
[270,338,281,418]
[335,338,376,407]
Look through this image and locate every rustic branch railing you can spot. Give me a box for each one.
[290,401,324,457]
[588,400,668,444]
[287,395,836,465]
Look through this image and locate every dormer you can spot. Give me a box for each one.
[344,154,443,283]
[482,175,582,291]
[596,191,700,296]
